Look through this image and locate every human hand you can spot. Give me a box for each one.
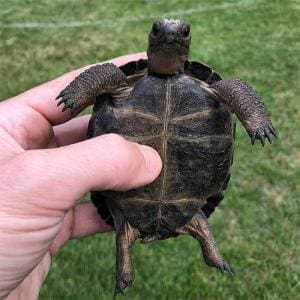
[0,53,162,299]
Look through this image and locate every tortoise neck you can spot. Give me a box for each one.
[147,50,188,75]
[147,72,183,80]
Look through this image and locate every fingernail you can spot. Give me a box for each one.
[138,145,162,177]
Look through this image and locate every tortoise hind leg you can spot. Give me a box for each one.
[177,211,234,274]
[114,221,139,297]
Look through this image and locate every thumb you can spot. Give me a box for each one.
[5,134,162,211]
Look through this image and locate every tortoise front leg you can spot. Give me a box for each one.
[177,211,234,274]
[114,221,139,297]
[56,63,128,115]
[209,78,277,146]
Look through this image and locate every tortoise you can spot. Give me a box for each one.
[56,19,277,295]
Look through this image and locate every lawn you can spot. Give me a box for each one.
[1,0,299,299]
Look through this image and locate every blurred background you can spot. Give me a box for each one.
[1,0,299,299]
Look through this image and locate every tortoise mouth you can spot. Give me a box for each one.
[148,40,188,55]
[161,41,184,51]
[162,40,183,47]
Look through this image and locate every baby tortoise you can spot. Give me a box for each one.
[56,19,277,296]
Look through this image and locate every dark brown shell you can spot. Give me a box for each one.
[90,59,234,233]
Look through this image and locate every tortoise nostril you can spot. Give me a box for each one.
[165,31,177,42]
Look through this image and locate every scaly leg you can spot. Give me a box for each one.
[177,211,234,274]
[114,221,139,297]
[203,78,277,145]
[56,63,128,115]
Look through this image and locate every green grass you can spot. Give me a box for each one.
[1,0,299,299]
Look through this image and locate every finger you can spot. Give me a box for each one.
[0,53,146,150]
[49,209,74,256]
[7,134,162,212]
[71,201,112,238]
[49,202,112,256]
[13,52,147,126]
[53,114,90,146]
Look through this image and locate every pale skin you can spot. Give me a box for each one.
[0,53,162,300]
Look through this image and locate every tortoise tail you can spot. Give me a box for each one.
[202,194,224,218]
[202,170,232,218]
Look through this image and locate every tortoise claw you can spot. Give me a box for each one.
[250,133,256,145]
[61,105,68,112]
[258,132,265,147]
[57,98,65,107]
[61,101,73,112]
[55,91,63,100]
[248,122,277,146]
[270,125,278,139]
[55,85,81,114]
[227,265,236,276]
[114,271,134,298]
[219,260,235,275]
[113,288,124,300]
[264,127,272,144]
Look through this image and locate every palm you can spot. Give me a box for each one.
[0,91,89,297]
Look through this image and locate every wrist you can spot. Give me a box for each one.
[5,253,51,300]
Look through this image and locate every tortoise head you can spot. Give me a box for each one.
[147,19,191,75]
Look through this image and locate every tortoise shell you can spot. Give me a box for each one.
[88,59,235,239]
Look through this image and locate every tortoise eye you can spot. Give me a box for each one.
[182,25,190,38]
[152,22,160,36]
